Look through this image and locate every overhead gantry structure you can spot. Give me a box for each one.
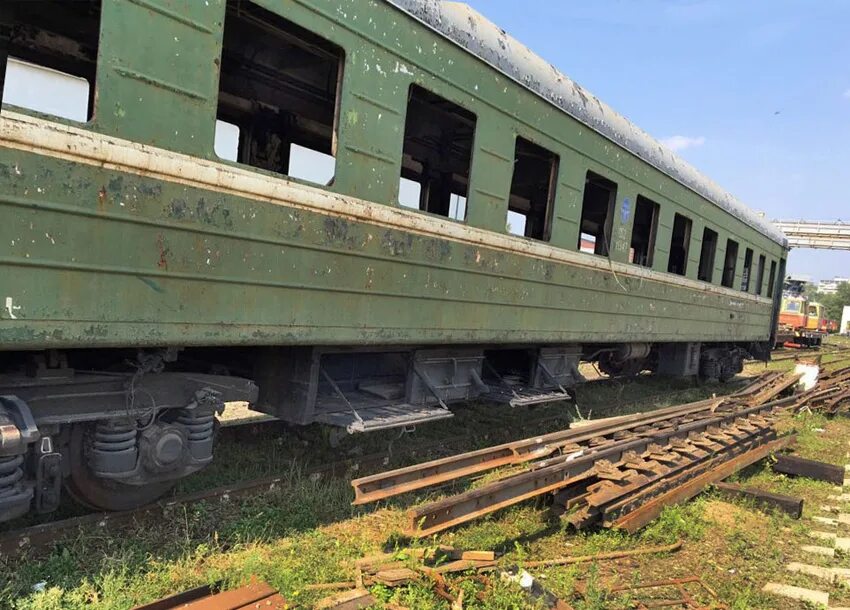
[773,220,850,250]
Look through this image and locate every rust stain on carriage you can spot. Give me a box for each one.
[155,233,170,270]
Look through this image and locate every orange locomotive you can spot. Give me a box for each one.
[776,296,830,347]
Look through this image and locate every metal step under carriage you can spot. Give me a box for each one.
[254,346,584,433]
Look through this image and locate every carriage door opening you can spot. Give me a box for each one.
[579,172,617,256]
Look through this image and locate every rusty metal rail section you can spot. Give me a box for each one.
[733,371,801,406]
[131,580,286,610]
[351,397,725,505]
[351,373,796,505]
[404,393,800,537]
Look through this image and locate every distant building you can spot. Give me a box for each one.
[818,277,850,295]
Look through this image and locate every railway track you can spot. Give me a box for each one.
[770,345,850,362]
[352,372,804,537]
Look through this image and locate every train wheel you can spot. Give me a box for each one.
[64,423,175,511]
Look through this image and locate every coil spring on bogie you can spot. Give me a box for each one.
[0,455,24,500]
[176,409,215,442]
[176,408,216,462]
[88,419,138,476]
[93,420,137,453]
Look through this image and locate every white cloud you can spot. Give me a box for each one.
[660,135,706,152]
[844,89,850,100]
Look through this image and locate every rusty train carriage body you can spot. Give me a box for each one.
[0,0,787,521]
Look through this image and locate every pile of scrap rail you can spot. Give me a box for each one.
[352,371,806,537]
[792,364,850,415]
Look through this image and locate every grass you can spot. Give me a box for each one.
[4,342,850,609]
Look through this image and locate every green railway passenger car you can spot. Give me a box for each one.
[0,0,788,521]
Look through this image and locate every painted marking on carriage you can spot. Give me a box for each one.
[4,297,20,319]
[620,198,631,224]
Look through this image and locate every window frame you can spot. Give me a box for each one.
[505,135,559,242]
[397,83,478,223]
[667,212,692,276]
[741,248,754,292]
[578,170,618,257]
[629,195,660,268]
[0,1,102,124]
[697,227,718,283]
[214,0,346,186]
[755,254,766,295]
[766,260,777,298]
[720,238,739,288]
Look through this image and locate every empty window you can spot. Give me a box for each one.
[579,172,617,256]
[667,213,692,276]
[766,260,777,298]
[697,227,718,282]
[741,248,754,292]
[755,254,766,295]
[216,1,342,185]
[400,85,476,220]
[506,138,558,240]
[721,239,739,288]
[0,1,101,121]
[630,196,659,267]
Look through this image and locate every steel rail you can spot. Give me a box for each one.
[351,397,724,505]
[610,434,795,532]
[405,395,799,537]
[351,372,796,504]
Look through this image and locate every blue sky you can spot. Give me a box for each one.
[466,0,850,282]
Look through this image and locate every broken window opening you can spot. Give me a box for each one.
[630,195,659,267]
[507,137,558,241]
[667,213,692,276]
[400,85,476,220]
[216,0,343,185]
[755,254,766,295]
[767,260,777,298]
[0,1,101,121]
[721,238,739,288]
[741,248,754,292]
[697,227,718,283]
[579,171,617,256]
